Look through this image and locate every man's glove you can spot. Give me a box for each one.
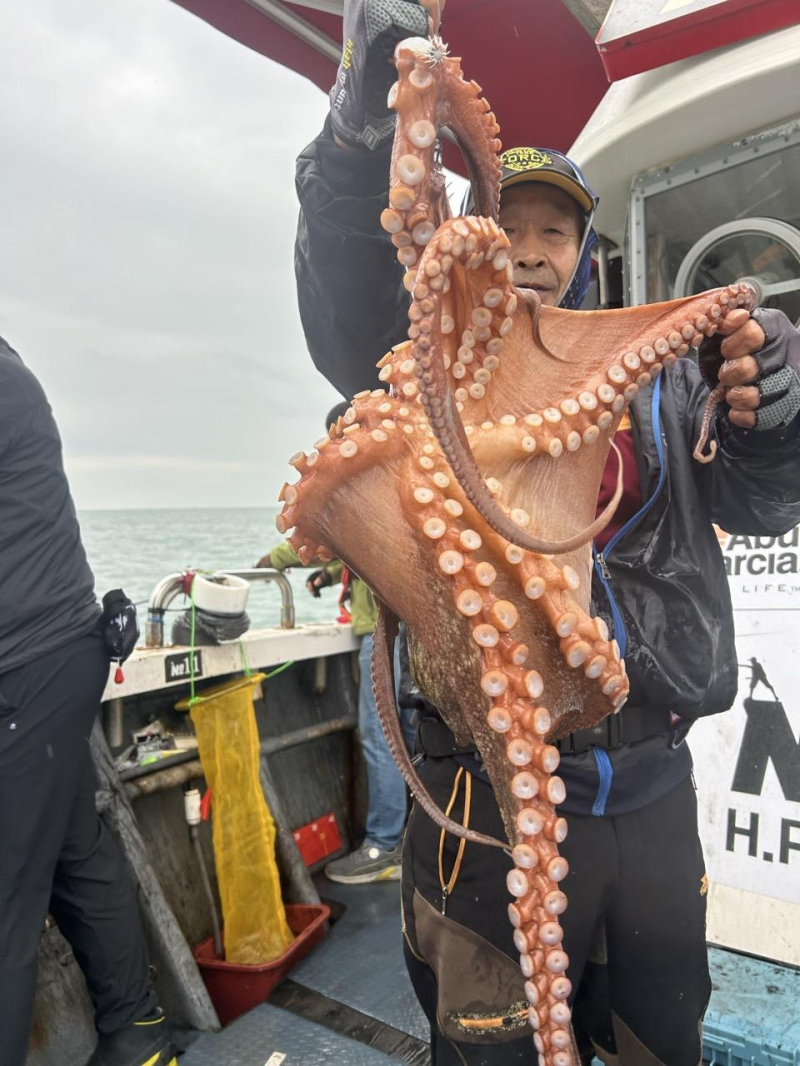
[306,569,334,598]
[747,308,800,431]
[330,0,429,150]
[705,306,800,433]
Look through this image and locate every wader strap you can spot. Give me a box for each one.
[437,767,472,914]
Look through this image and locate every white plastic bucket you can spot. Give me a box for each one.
[191,574,250,616]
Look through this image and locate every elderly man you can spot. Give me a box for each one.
[291,2,800,1062]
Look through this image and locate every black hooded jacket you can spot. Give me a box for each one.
[295,126,800,814]
[0,336,100,673]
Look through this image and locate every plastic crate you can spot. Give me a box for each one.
[702,948,800,1066]
[704,1021,800,1066]
[194,903,331,1026]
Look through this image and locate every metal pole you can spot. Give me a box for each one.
[190,825,223,959]
[145,568,296,648]
[241,0,341,60]
[220,569,296,629]
[259,760,321,906]
[118,716,358,799]
[104,697,126,748]
[597,238,611,309]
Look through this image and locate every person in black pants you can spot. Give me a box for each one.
[0,334,176,1066]
[291,2,800,1062]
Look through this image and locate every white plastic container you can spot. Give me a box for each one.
[191,574,250,616]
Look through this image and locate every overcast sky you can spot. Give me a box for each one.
[0,0,345,509]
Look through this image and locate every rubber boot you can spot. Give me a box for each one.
[84,1008,177,1066]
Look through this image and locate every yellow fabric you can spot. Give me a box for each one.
[187,675,293,965]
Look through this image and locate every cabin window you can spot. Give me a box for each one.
[630,126,800,325]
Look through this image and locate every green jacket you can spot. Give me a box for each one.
[267,541,377,637]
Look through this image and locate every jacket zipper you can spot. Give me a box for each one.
[593,375,668,659]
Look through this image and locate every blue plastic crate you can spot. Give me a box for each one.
[703,947,800,1066]
[704,1025,800,1066]
[588,947,800,1066]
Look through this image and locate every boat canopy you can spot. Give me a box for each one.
[167,0,611,167]
[596,0,800,82]
[570,23,800,247]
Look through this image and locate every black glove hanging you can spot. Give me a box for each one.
[101,589,140,683]
[330,0,429,150]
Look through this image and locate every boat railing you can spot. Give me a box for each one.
[145,568,295,647]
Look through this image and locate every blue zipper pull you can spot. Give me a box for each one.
[596,553,611,580]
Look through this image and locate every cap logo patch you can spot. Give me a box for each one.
[501,148,553,172]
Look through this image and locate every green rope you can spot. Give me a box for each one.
[188,579,198,708]
[239,639,252,678]
[264,661,294,680]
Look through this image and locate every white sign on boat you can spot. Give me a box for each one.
[692,527,800,966]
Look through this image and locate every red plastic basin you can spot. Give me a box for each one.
[193,903,331,1026]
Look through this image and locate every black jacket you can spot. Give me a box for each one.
[0,336,100,673]
[295,127,800,813]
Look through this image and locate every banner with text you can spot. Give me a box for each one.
[691,527,800,962]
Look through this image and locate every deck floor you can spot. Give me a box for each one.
[181,880,430,1066]
[287,879,429,1042]
[180,879,800,1065]
[180,999,399,1066]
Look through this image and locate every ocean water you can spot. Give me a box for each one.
[78,507,339,633]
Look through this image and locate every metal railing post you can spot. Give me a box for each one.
[145,569,296,648]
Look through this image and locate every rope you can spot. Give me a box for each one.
[239,639,252,677]
[264,661,294,680]
[188,580,198,708]
[437,766,472,913]
[236,641,294,680]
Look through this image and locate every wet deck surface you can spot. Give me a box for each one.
[288,879,429,1042]
[181,880,430,1066]
[180,999,399,1065]
[179,878,800,1065]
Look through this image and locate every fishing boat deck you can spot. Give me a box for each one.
[181,880,430,1066]
[178,879,800,1066]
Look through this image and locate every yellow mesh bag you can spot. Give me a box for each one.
[186,674,294,965]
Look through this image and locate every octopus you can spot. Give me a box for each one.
[277,26,756,1066]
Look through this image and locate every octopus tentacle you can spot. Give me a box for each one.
[519,287,561,362]
[692,281,758,463]
[382,37,502,283]
[372,602,508,850]
[279,285,755,569]
[403,220,751,552]
[280,287,753,1065]
[405,484,606,1064]
[418,0,444,31]
[693,383,723,463]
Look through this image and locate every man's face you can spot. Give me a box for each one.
[498,183,583,307]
